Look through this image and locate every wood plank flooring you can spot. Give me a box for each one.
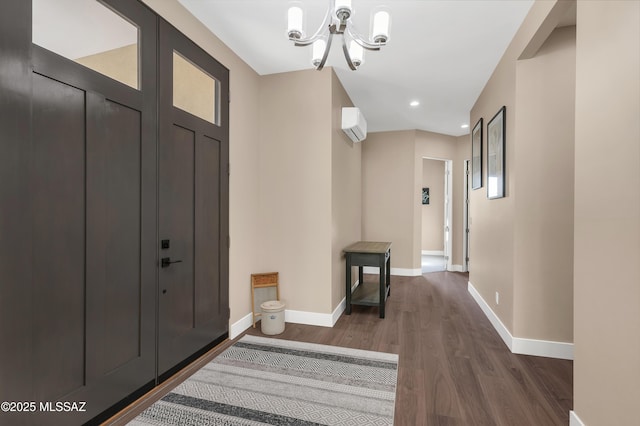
[246,272,573,426]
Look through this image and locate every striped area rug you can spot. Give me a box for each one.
[130,335,398,425]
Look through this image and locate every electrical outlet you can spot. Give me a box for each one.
[495,291,499,305]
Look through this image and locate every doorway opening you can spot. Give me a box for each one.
[421,157,453,273]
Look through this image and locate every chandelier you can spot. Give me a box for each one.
[287,0,391,70]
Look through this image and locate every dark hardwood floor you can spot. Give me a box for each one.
[245,272,573,426]
[106,271,572,425]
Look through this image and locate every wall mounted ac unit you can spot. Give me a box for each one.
[341,107,367,142]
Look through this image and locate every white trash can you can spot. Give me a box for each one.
[260,300,285,335]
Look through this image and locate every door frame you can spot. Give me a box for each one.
[443,159,453,271]
[463,159,471,272]
[421,157,453,272]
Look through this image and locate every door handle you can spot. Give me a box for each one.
[161,257,183,268]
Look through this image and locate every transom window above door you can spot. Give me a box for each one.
[32,0,140,90]
[172,50,221,125]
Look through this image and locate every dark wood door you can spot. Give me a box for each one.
[157,20,230,379]
[0,3,229,424]
[1,1,158,424]
[0,3,34,426]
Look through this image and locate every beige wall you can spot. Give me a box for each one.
[469,0,570,335]
[574,1,640,424]
[362,130,466,271]
[421,159,444,252]
[258,67,361,315]
[513,26,575,342]
[258,69,333,314]
[330,71,361,309]
[141,0,262,326]
[258,67,361,316]
[362,131,417,271]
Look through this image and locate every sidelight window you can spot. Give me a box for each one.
[32,0,140,90]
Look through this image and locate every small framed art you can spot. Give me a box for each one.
[422,187,430,205]
[471,118,483,190]
[487,106,506,199]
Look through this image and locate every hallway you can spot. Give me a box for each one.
[421,254,446,273]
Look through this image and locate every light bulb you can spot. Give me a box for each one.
[335,0,352,21]
[372,10,390,43]
[312,39,327,67]
[349,40,364,67]
[287,6,303,39]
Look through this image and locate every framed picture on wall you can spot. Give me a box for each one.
[487,106,506,199]
[471,118,483,190]
[422,187,430,205]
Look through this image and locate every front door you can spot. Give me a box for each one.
[1,1,159,424]
[157,20,230,379]
[0,4,230,424]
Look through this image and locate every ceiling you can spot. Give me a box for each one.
[178,0,534,137]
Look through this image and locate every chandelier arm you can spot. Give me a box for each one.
[290,2,335,46]
[341,35,358,71]
[346,25,385,51]
[316,32,334,70]
[293,36,322,47]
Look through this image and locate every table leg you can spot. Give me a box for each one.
[379,254,385,319]
[358,266,363,287]
[386,251,391,297]
[345,255,352,315]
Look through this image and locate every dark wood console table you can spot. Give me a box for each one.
[344,241,391,318]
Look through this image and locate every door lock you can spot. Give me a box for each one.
[161,257,182,268]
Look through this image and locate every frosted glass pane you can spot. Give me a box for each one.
[33,0,139,90]
[173,51,220,125]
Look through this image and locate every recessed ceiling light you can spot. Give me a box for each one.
[461,124,469,129]
[409,100,420,107]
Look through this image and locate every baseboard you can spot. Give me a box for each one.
[230,281,359,339]
[285,309,335,327]
[467,281,574,360]
[364,263,464,275]
[229,312,253,340]
[422,250,444,256]
[512,337,574,360]
[467,281,513,350]
[331,298,346,326]
[230,307,341,339]
[329,280,359,325]
[569,411,585,426]
[363,266,422,276]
